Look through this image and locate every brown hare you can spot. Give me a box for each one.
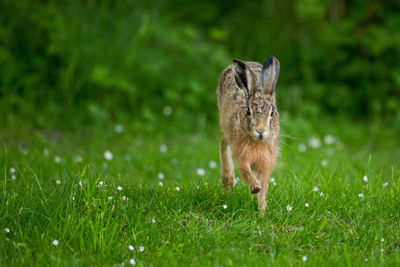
[217,56,280,217]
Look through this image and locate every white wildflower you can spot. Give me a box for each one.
[362,175,368,183]
[9,167,16,174]
[54,156,61,163]
[358,193,364,198]
[381,238,384,242]
[129,258,136,265]
[308,137,321,148]
[302,256,307,262]
[158,173,164,179]
[11,175,16,180]
[324,135,335,145]
[159,182,163,187]
[56,180,61,185]
[52,240,58,246]
[159,144,167,153]
[152,218,156,224]
[108,196,113,200]
[175,187,180,191]
[298,143,307,153]
[73,155,82,163]
[117,186,123,191]
[208,161,217,169]
[321,159,328,167]
[286,205,292,211]
[139,246,145,252]
[196,168,205,176]
[163,106,173,117]
[320,192,324,197]
[122,196,127,201]
[270,177,275,183]
[128,245,134,251]
[383,182,389,187]
[114,124,123,133]
[223,204,228,209]
[313,186,319,192]
[305,203,309,208]
[4,228,10,233]
[104,151,113,161]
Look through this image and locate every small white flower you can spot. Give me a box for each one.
[382,182,389,187]
[9,167,16,174]
[79,181,82,187]
[152,218,156,224]
[158,173,165,179]
[117,186,123,191]
[358,193,364,198]
[98,181,104,187]
[11,175,16,180]
[56,180,61,185]
[235,177,240,183]
[204,182,208,185]
[196,185,200,189]
[298,144,307,153]
[223,204,228,209]
[124,154,131,161]
[313,186,319,192]
[302,255,307,262]
[381,238,384,242]
[54,156,61,163]
[159,144,167,153]
[73,155,82,163]
[159,182,164,187]
[308,137,321,148]
[114,124,123,133]
[128,245,134,251]
[305,203,309,208]
[196,168,205,176]
[270,177,275,183]
[320,192,324,197]
[362,175,368,183]
[365,259,368,262]
[139,246,145,252]
[163,106,173,117]
[286,205,292,211]
[108,196,113,200]
[129,258,136,265]
[4,228,10,233]
[175,187,180,191]
[272,182,277,186]
[208,161,217,169]
[380,248,384,252]
[122,196,127,201]
[321,160,328,167]
[324,135,335,145]
[104,151,113,161]
[52,240,59,246]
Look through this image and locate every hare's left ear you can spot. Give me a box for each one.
[260,56,280,95]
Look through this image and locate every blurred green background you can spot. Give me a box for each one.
[1,0,400,131]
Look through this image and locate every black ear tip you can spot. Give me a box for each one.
[233,59,245,68]
[263,56,275,68]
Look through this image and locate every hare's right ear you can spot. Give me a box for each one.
[232,59,254,99]
[260,56,280,95]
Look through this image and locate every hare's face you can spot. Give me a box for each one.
[232,57,280,142]
[245,93,276,141]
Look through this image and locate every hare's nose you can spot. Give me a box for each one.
[256,129,266,139]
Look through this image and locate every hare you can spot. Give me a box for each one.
[217,56,280,217]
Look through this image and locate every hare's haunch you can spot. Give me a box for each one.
[217,56,280,217]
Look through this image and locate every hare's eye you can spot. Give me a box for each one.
[246,107,251,116]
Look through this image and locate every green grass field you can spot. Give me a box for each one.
[1,116,399,266]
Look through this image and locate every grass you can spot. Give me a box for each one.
[1,115,400,266]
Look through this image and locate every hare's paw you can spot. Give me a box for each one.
[250,182,261,194]
[221,176,235,191]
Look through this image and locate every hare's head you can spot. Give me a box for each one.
[232,56,280,142]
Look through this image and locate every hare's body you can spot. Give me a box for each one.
[217,57,280,217]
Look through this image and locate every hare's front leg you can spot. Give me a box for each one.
[237,163,261,194]
[220,137,235,191]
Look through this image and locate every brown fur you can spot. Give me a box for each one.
[217,58,280,217]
